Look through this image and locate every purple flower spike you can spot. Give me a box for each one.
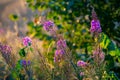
[90,20,102,33]
[43,20,54,31]
[77,60,87,68]
[0,44,11,54]
[23,37,32,47]
[57,39,67,49]
[90,9,102,35]
[54,49,65,62]
[56,49,65,55]
[28,60,31,65]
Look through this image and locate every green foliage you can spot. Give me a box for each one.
[100,33,120,63]
[109,49,120,57]
[16,60,23,71]
[11,60,23,79]
[19,48,26,57]
[9,14,19,21]
[100,33,112,50]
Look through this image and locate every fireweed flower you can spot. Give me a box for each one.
[23,37,32,47]
[0,43,14,68]
[43,20,54,31]
[90,9,102,34]
[57,39,67,49]
[54,49,65,62]
[77,60,87,68]
[42,20,68,63]
[90,20,101,33]
[0,44,11,54]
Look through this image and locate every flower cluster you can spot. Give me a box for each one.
[54,39,67,62]
[54,49,65,62]
[90,9,102,35]
[57,39,67,49]
[0,43,11,54]
[43,20,54,31]
[77,60,87,68]
[20,60,31,66]
[0,43,14,68]
[23,37,32,47]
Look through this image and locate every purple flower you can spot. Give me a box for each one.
[23,37,32,47]
[57,39,67,49]
[0,44,11,54]
[0,44,15,68]
[20,60,31,66]
[28,60,31,65]
[21,60,27,66]
[77,60,87,68]
[54,49,65,62]
[43,20,54,31]
[90,20,102,33]
[90,9,102,34]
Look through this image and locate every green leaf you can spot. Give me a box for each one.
[11,71,18,79]
[15,60,23,71]
[9,14,18,21]
[118,57,120,62]
[115,49,120,56]
[100,33,115,51]
[109,51,116,56]
[27,22,34,27]
[19,48,26,57]
[30,47,33,52]
[109,48,120,56]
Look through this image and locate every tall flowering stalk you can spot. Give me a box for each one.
[90,9,105,80]
[43,21,69,62]
[0,43,15,69]
[77,9,105,80]
[0,43,18,79]
[90,9,105,65]
[43,20,76,80]
[17,36,33,80]
[20,60,33,80]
